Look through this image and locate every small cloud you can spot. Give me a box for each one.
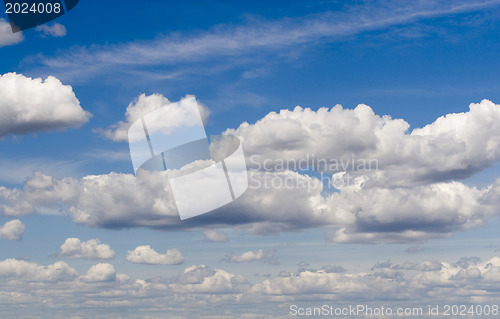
[222,249,278,265]
[203,229,228,242]
[99,93,209,142]
[58,238,115,260]
[405,244,423,253]
[126,245,184,265]
[81,263,116,282]
[0,219,25,240]
[372,260,392,270]
[36,23,67,37]
[0,18,23,47]
[0,72,91,138]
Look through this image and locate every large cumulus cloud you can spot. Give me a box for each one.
[2,98,500,243]
[0,73,91,138]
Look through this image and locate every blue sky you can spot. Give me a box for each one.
[1,1,500,318]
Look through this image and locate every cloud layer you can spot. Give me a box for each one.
[31,1,500,81]
[2,99,500,243]
[0,73,91,138]
[1,255,500,318]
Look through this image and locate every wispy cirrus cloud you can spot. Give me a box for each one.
[29,0,500,81]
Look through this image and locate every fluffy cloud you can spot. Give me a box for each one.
[223,249,277,264]
[0,73,91,138]
[0,259,77,281]
[0,219,25,240]
[229,100,500,187]
[126,245,184,265]
[36,23,67,37]
[81,263,116,282]
[100,93,209,142]
[2,99,500,243]
[170,265,250,294]
[0,18,23,47]
[203,229,228,242]
[58,238,115,260]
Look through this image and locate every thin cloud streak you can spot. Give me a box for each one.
[31,0,500,80]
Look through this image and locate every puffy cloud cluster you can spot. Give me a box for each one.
[126,245,184,265]
[58,238,115,260]
[170,265,249,294]
[2,99,500,243]
[0,255,500,317]
[0,219,25,240]
[228,100,500,187]
[0,259,77,282]
[0,73,91,138]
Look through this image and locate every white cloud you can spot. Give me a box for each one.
[0,73,91,138]
[0,219,25,240]
[36,23,67,37]
[203,230,228,242]
[229,100,500,187]
[170,265,249,294]
[58,238,115,260]
[126,245,184,265]
[0,256,499,317]
[2,99,500,243]
[81,263,116,282]
[0,259,77,281]
[223,249,277,264]
[99,93,209,142]
[0,18,23,47]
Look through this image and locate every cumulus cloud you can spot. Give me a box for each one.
[99,93,209,142]
[170,265,250,294]
[223,249,277,264]
[0,259,77,281]
[0,255,499,317]
[2,99,500,243]
[58,238,115,260]
[126,245,184,265]
[0,219,25,240]
[36,23,67,37]
[0,18,23,47]
[203,230,228,242]
[229,100,500,187]
[80,263,116,282]
[0,73,91,138]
